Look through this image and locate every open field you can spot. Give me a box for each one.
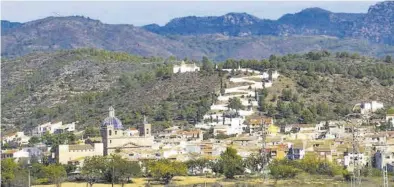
[31,175,385,187]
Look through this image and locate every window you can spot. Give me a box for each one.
[115,131,117,135]
[110,140,112,144]
[146,128,149,134]
[109,130,112,136]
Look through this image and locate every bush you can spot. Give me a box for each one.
[269,160,300,179]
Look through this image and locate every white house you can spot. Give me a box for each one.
[2,131,30,145]
[54,122,76,134]
[34,121,77,136]
[33,121,63,136]
[344,152,367,168]
[173,61,200,73]
[213,117,246,136]
[355,101,384,114]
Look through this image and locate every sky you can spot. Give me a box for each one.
[1,1,379,26]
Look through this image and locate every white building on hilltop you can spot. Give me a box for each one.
[354,101,384,114]
[173,61,200,73]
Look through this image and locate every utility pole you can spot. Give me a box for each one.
[350,122,361,187]
[382,129,389,187]
[383,165,389,187]
[112,158,115,187]
[28,159,31,187]
[261,120,268,181]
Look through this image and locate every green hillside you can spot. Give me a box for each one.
[1,49,220,133]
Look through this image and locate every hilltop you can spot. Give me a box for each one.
[1,16,203,59]
[145,1,394,45]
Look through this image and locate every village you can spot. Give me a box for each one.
[2,61,394,186]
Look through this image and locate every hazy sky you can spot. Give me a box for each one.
[1,1,378,26]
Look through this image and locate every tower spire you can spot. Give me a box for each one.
[143,115,147,124]
[109,106,115,118]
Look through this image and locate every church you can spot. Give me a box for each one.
[100,107,154,156]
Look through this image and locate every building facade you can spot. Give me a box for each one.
[56,143,104,165]
[100,107,154,156]
[173,61,200,73]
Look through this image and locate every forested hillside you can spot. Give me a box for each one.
[1,49,220,133]
[2,49,394,133]
[221,51,394,125]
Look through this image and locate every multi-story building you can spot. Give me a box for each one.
[100,107,154,156]
[56,143,104,166]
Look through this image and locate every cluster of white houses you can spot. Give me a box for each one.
[2,64,394,175]
[2,103,394,173]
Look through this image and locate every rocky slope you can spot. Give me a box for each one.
[146,1,394,45]
[2,2,394,61]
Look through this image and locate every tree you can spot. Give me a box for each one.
[1,158,18,187]
[111,155,141,187]
[269,159,300,179]
[267,104,276,117]
[44,164,67,187]
[217,147,244,179]
[155,102,173,121]
[316,102,329,116]
[281,89,293,101]
[83,126,100,138]
[258,97,267,112]
[298,75,313,88]
[63,164,77,174]
[202,56,214,73]
[385,55,392,63]
[244,153,265,173]
[28,136,41,146]
[301,109,315,124]
[147,159,187,184]
[82,156,108,187]
[186,158,209,175]
[228,97,244,112]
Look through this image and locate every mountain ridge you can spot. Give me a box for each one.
[2,1,394,60]
[143,1,393,44]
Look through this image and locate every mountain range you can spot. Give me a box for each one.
[2,1,394,60]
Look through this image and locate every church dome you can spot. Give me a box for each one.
[102,106,123,129]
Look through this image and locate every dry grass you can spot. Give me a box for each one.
[265,76,296,104]
[31,176,269,187]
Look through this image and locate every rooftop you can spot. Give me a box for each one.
[68,144,94,151]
